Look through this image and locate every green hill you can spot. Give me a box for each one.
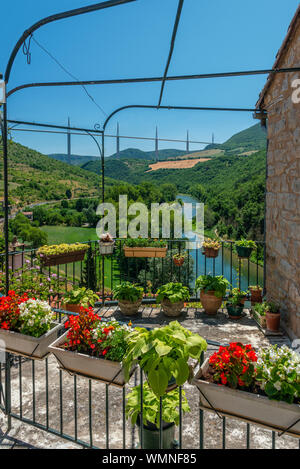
[205,123,266,154]
[48,153,99,166]
[0,139,115,206]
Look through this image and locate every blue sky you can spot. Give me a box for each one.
[1,0,299,156]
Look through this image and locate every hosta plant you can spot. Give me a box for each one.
[112,282,144,302]
[63,287,99,307]
[0,291,54,337]
[256,345,300,404]
[123,321,207,396]
[208,342,257,389]
[156,282,190,304]
[195,275,229,298]
[63,308,132,362]
[126,382,190,428]
[37,243,89,257]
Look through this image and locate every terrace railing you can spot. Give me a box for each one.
[0,239,265,303]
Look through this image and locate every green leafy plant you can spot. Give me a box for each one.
[156,282,190,304]
[227,288,248,306]
[126,383,190,428]
[249,285,263,291]
[235,239,257,249]
[195,275,230,298]
[124,238,167,248]
[113,282,144,302]
[253,302,267,317]
[256,345,300,404]
[202,239,221,250]
[172,253,186,260]
[63,287,99,307]
[254,301,280,315]
[123,321,207,397]
[37,243,89,257]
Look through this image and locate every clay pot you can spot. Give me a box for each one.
[200,290,223,315]
[118,298,142,316]
[250,288,263,304]
[173,257,185,267]
[63,303,82,314]
[266,311,280,332]
[161,299,184,317]
[203,247,219,258]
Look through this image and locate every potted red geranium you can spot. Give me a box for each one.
[49,307,135,385]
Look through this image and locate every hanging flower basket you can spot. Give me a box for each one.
[235,240,256,259]
[38,244,89,267]
[193,358,300,438]
[202,240,221,258]
[98,233,115,255]
[173,254,185,267]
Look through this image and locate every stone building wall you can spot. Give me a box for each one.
[260,19,300,338]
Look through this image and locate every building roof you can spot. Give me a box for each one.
[256,4,300,108]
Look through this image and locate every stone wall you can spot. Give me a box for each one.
[261,21,300,338]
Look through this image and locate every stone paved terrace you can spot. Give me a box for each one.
[0,306,298,450]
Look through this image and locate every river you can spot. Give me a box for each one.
[176,194,264,290]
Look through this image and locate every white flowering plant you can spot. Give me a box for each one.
[19,299,54,338]
[256,345,300,404]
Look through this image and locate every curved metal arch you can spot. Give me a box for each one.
[102,103,259,130]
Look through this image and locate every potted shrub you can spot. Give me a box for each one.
[265,301,280,332]
[0,291,62,359]
[99,233,115,255]
[226,288,246,319]
[62,287,99,313]
[49,308,135,384]
[251,302,267,328]
[126,383,190,449]
[112,282,144,316]
[172,253,186,267]
[123,238,167,258]
[249,285,263,304]
[156,282,190,317]
[123,321,207,397]
[193,343,300,437]
[202,239,221,258]
[37,243,89,266]
[235,239,256,259]
[195,275,229,315]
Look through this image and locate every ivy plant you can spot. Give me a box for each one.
[126,382,190,428]
[156,282,190,304]
[123,321,207,397]
[113,282,144,302]
[195,274,230,298]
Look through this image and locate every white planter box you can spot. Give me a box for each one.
[0,322,63,359]
[49,331,132,386]
[192,359,300,438]
[99,241,114,255]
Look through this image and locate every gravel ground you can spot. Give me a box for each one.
[0,306,298,450]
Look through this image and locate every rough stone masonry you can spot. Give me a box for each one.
[257,7,300,338]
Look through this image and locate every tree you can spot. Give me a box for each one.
[81,245,97,291]
[66,189,72,199]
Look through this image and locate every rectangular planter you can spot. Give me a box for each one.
[123,246,167,258]
[0,322,63,359]
[252,309,267,328]
[41,250,87,267]
[49,331,132,386]
[193,359,300,438]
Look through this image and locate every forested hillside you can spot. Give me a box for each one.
[0,139,115,206]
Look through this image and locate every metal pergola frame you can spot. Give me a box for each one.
[1,0,298,294]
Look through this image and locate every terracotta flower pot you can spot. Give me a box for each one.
[173,257,185,267]
[250,288,263,304]
[266,312,280,332]
[200,290,223,315]
[63,303,82,314]
[203,247,219,258]
[118,298,142,316]
[161,298,184,317]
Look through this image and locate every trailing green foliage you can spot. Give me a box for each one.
[126,383,190,427]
